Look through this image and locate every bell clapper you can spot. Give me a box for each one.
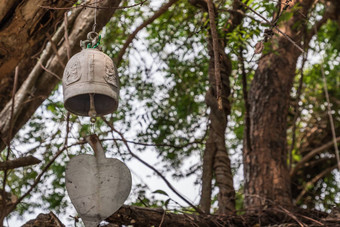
[89,93,97,123]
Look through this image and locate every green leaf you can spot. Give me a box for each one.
[152,189,169,196]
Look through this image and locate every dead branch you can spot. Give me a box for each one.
[0,156,41,171]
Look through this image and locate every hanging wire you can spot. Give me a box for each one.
[92,0,97,32]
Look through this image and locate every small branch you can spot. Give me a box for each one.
[295,164,338,204]
[115,0,178,66]
[64,12,71,61]
[39,0,148,10]
[46,32,66,68]
[101,136,205,149]
[207,0,223,110]
[320,61,340,171]
[272,207,305,227]
[0,156,41,171]
[297,214,324,226]
[289,52,307,170]
[101,117,204,214]
[290,136,340,176]
[2,66,19,215]
[38,61,61,80]
[305,11,331,44]
[237,0,305,53]
[158,210,166,227]
[273,27,305,53]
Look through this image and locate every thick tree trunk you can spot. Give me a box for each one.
[243,0,314,211]
[244,52,296,210]
[0,0,75,108]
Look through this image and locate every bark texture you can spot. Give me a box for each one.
[243,0,315,210]
[0,0,75,108]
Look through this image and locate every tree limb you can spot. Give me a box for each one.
[290,136,340,176]
[207,0,223,110]
[0,156,41,171]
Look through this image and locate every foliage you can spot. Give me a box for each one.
[2,0,339,224]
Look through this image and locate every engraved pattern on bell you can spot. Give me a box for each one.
[104,58,117,87]
[65,56,81,85]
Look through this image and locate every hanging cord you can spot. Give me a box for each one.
[92,0,97,32]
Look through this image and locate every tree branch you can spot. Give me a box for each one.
[21,205,339,226]
[237,0,305,53]
[6,140,86,214]
[115,0,178,66]
[295,164,338,204]
[290,136,340,177]
[0,156,41,171]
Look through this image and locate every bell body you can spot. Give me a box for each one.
[63,49,119,116]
